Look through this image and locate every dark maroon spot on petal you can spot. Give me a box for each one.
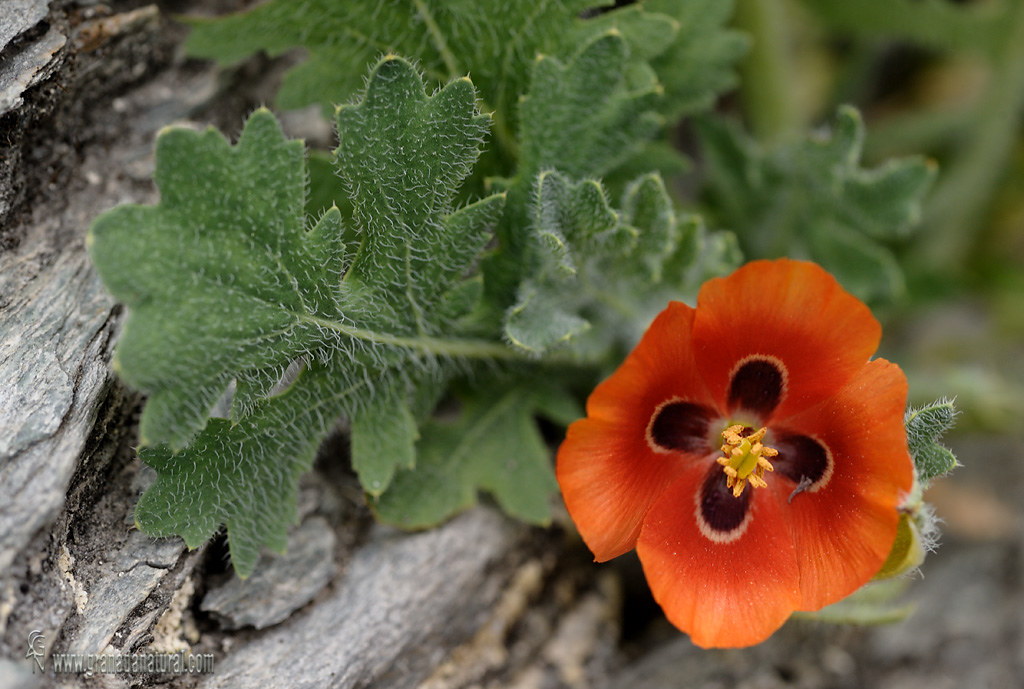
[773,435,830,486]
[699,468,751,534]
[648,401,714,453]
[728,358,786,417]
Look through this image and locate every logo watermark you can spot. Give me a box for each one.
[26,630,45,672]
[26,630,215,677]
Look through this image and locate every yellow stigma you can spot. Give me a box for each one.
[716,425,778,497]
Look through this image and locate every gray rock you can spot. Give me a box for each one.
[0,244,116,575]
[201,516,337,631]
[0,26,66,115]
[63,532,186,656]
[199,509,519,689]
[0,0,49,52]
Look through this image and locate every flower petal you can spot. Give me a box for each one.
[771,358,913,609]
[585,302,714,423]
[637,465,801,648]
[557,302,717,561]
[692,259,881,421]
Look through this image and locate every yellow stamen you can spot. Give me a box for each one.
[716,425,777,497]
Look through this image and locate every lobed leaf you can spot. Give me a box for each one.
[135,360,353,577]
[518,31,663,182]
[571,4,680,63]
[94,1,754,574]
[373,380,581,528]
[905,398,960,483]
[350,383,419,497]
[93,57,512,571]
[616,173,681,284]
[645,0,749,120]
[485,30,666,316]
[697,106,936,302]
[505,173,618,353]
[504,169,734,356]
[334,58,497,331]
[88,110,346,449]
[183,0,593,123]
[182,0,742,129]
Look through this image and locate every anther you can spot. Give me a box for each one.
[717,425,777,497]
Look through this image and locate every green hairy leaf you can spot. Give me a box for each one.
[350,383,419,497]
[182,0,742,125]
[333,61,496,330]
[645,0,749,119]
[185,0,588,119]
[88,1,747,572]
[517,31,663,181]
[373,380,581,528]
[698,106,936,302]
[88,109,346,450]
[90,56,521,574]
[182,0,743,201]
[905,398,960,483]
[485,29,673,319]
[135,360,351,576]
[505,173,618,353]
[505,169,728,356]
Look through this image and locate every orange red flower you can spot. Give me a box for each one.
[556,259,913,648]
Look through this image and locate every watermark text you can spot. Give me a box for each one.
[27,630,214,677]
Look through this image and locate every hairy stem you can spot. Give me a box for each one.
[414,0,460,77]
[300,314,590,364]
